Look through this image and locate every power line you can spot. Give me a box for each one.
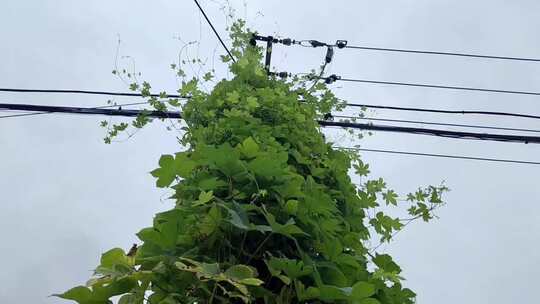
[336,77,540,97]
[333,115,540,134]
[0,101,149,119]
[2,102,539,144]
[2,87,540,120]
[343,103,540,120]
[277,37,540,62]
[318,120,540,144]
[0,88,188,98]
[339,147,540,166]
[342,45,540,63]
[0,103,179,119]
[193,0,236,63]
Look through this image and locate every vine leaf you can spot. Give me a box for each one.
[351,281,376,300]
[192,190,214,206]
[150,153,196,187]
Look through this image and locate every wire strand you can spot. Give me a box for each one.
[1,102,539,144]
[343,45,540,62]
[0,88,188,98]
[334,115,540,133]
[318,120,540,144]
[338,77,540,96]
[343,103,540,120]
[2,87,540,120]
[193,0,236,63]
[0,102,150,119]
[339,147,540,165]
[273,35,540,62]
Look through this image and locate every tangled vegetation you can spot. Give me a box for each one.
[57,21,447,304]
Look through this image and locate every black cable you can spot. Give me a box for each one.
[2,87,539,120]
[193,0,236,63]
[0,102,177,119]
[344,103,540,120]
[0,101,149,119]
[343,45,540,62]
[334,115,540,133]
[2,102,539,144]
[318,120,540,144]
[0,88,188,98]
[290,37,540,62]
[337,77,540,96]
[339,147,540,166]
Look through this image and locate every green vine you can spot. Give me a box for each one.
[56,20,447,304]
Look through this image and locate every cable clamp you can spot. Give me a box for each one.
[280,38,293,46]
[269,71,291,78]
[297,40,328,47]
[336,40,348,49]
[251,34,296,46]
[325,74,341,84]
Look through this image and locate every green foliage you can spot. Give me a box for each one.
[59,20,447,304]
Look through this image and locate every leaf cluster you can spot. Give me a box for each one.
[58,20,447,304]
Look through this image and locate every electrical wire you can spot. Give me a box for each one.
[343,103,540,120]
[193,0,236,63]
[318,120,540,144]
[0,88,188,98]
[2,102,540,144]
[2,87,540,120]
[343,45,540,62]
[337,77,540,96]
[339,147,540,166]
[333,115,540,133]
[288,37,540,62]
[0,102,150,119]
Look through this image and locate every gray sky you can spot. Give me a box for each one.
[1,1,539,303]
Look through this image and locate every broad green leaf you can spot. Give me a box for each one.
[150,155,175,187]
[100,248,129,269]
[246,96,259,109]
[150,153,197,188]
[173,153,197,178]
[53,286,92,303]
[227,91,241,104]
[239,137,259,158]
[318,285,347,301]
[261,207,307,237]
[247,155,284,177]
[285,200,298,215]
[351,281,375,299]
[373,254,402,274]
[318,264,348,287]
[199,205,222,236]
[192,190,214,206]
[267,258,312,279]
[225,265,256,281]
[136,228,162,247]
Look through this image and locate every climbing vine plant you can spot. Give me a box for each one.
[56,21,447,304]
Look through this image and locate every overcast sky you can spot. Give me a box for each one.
[1,1,540,303]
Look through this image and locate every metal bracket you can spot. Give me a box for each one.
[324,74,341,84]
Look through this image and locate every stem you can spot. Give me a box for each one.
[247,233,272,264]
[239,232,247,257]
[209,283,218,304]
